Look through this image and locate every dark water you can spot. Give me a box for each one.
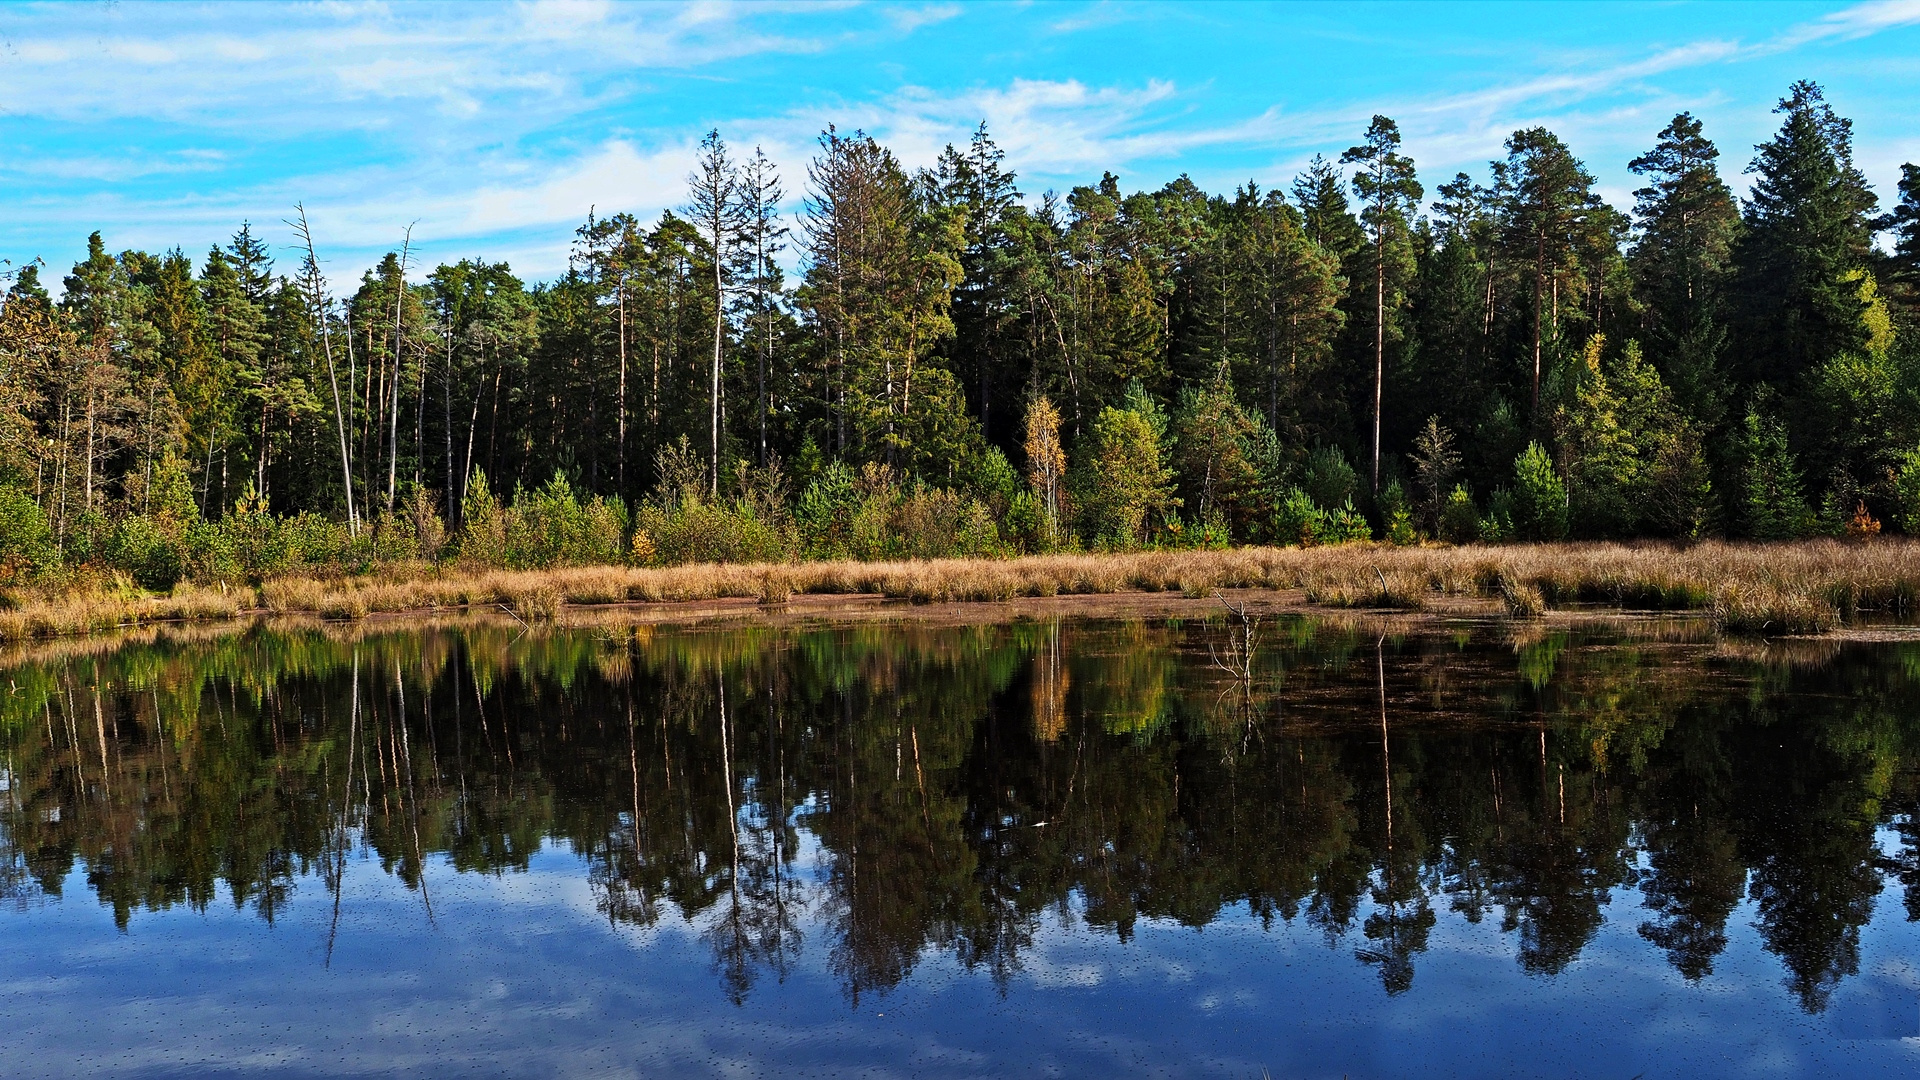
[4,613,1920,1078]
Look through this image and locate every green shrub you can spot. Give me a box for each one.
[186,519,242,583]
[1379,480,1417,545]
[1511,442,1568,541]
[854,477,1004,561]
[63,508,108,566]
[952,496,1005,558]
[405,487,448,562]
[1002,489,1048,554]
[1272,487,1329,546]
[1737,408,1814,540]
[369,510,422,563]
[1302,446,1358,515]
[185,486,298,583]
[796,461,860,560]
[1894,447,1920,534]
[282,512,356,571]
[1073,399,1177,548]
[1439,484,1480,544]
[459,470,509,567]
[1324,498,1374,544]
[1186,514,1233,550]
[960,444,1023,518]
[104,514,185,590]
[847,468,901,560]
[470,473,629,569]
[0,485,56,584]
[1481,489,1517,542]
[635,501,791,566]
[1270,487,1369,546]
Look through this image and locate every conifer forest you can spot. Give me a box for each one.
[5,79,1920,587]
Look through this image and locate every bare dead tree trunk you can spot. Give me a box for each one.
[617,279,628,496]
[386,224,415,515]
[712,252,724,499]
[293,207,360,535]
[443,327,453,523]
[83,384,95,514]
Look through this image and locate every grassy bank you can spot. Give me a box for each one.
[3,539,1918,642]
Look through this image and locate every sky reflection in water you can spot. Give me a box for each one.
[3,614,1919,1077]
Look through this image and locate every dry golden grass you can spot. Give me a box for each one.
[0,581,249,641]
[6,538,1920,642]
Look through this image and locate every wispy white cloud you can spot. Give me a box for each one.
[1770,0,1920,48]
[4,0,1920,288]
[1242,0,1920,196]
[753,76,1290,188]
[881,4,964,34]
[3,135,703,283]
[0,2,821,130]
[1047,1,1137,36]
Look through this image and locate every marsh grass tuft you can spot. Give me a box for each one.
[1499,574,1547,617]
[757,569,794,607]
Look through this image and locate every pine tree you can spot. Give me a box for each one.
[1875,162,1920,309]
[1629,113,1740,429]
[197,244,263,511]
[1253,187,1345,443]
[1414,174,1502,452]
[1172,372,1259,532]
[1496,128,1606,420]
[1341,115,1422,493]
[799,128,963,469]
[7,264,50,309]
[1408,415,1460,533]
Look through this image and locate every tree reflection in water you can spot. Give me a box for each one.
[2,615,1918,1013]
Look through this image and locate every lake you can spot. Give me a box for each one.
[3,611,1919,1077]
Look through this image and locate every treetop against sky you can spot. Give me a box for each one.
[2,0,1918,287]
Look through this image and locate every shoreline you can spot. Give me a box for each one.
[5,539,1920,644]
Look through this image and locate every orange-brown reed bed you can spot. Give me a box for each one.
[3,539,1918,642]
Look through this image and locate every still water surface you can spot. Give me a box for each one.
[3,613,1920,1077]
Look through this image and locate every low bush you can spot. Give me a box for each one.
[505,474,626,568]
[1440,485,1481,544]
[635,500,791,566]
[0,485,58,585]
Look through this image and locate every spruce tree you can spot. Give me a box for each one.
[934,125,1023,444]
[1292,155,1364,262]
[1730,81,1879,392]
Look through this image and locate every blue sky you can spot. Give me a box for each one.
[3,1,1918,289]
